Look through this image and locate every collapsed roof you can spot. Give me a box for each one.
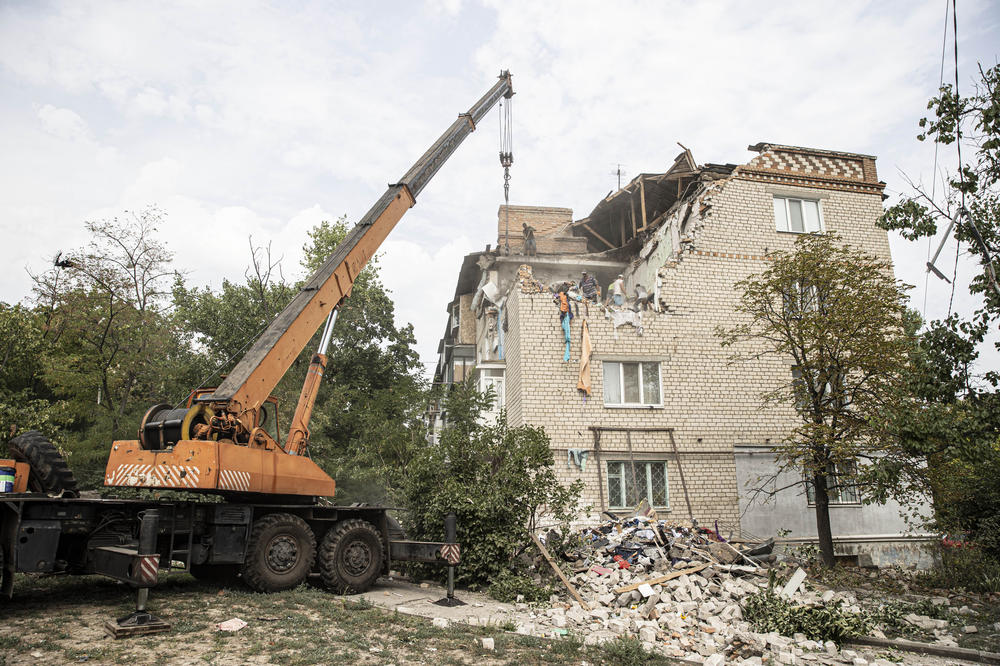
[569,146,735,254]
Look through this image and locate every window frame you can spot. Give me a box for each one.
[606,460,669,509]
[602,360,662,408]
[773,196,824,234]
[805,461,860,506]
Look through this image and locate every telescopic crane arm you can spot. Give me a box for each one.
[208,70,514,445]
[106,71,514,497]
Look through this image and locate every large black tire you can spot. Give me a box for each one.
[319,519,384,594]
[7,430,79,497]
[242,513,316,593]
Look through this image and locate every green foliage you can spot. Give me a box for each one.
[743,589,873,644]
[487,570,552,603]
[916,546,1000,595]
[880,63,1000,327]
[599,635,659,665]
[400,380,582,591]
[873,314,1000,557]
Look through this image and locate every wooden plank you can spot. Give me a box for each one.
[582,222,615,250]
[612,563,707,595]
[639,178,648,230]
[530,533,590,610]
[630,195,637,238]
[619,211,626,245]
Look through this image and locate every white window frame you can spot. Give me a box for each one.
[478,367,505,412]
[774,196,824,234]
[602,361,662,408]
[805,461,860,506]
[607,460,669,509]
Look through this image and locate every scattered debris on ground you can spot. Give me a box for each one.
[481,510,1000,664]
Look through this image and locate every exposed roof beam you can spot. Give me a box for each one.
[581,222,616,250]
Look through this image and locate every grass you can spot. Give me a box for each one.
[0,573,681,665]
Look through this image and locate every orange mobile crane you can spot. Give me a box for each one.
[1,72,513,617]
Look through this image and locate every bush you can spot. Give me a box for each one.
[400,380,582,593]
[916,545,1000,595]
[742,590,873,644]
[600,636,659,665]
[487,570,552,603]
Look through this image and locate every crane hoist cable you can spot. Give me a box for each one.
[499,93,513,254]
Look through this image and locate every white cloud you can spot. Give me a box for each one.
[1,0,998,375]
[37,104,91,142]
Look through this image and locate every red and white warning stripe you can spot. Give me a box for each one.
[218,469,251,492]
[441,543,461,565]
[106,464,201,488]
[135,554,159,585]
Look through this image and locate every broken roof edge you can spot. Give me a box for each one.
[747,142,877,161]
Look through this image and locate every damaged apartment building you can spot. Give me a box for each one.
[432,142,930,567]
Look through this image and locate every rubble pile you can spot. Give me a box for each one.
[511,514,906,664]
[517,264,545,294]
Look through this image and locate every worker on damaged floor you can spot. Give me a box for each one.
[580,270,599,303]
[556,285,574,361]
[610,274,626,307]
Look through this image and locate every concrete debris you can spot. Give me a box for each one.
[780,567,808,598]
[216,618,247,632]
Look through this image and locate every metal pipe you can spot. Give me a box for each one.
[317,308,338,355]
[136,509,160,611]
[445,512,456,601]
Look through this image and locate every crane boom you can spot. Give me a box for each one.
[201,71,514,422]
[106,71,514,497]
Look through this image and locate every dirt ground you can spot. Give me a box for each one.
[0,573,676,665]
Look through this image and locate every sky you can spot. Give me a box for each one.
[1,0,998,378]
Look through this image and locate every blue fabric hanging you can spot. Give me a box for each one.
[561,314,571,361]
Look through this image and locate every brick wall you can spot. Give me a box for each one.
[502,147,891,529]
[496,205,584,255]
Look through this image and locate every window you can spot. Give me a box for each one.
[774,196,822,233]
[603,361,661,406]
[783,282,820,316]
[607,461,669,509]
[806,462,859,505]
[479,368,505,411]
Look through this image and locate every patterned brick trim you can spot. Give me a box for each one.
[737,168,885,194]
[689,250,771,261]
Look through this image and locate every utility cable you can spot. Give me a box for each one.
[925,0,951,320]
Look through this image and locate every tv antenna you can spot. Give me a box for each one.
[611,164,627,190]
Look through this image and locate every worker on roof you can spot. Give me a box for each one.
[522,222,537,256]
[580,270,599,303]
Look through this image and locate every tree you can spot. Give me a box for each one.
[878,62,1000,572]
[29,208,181,432]
[0,303,68,440]
[718,234,911,567]
[400,379,582,590]
[880,63,1000,337]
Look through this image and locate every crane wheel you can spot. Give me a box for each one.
[242,513,316,593]
[7,431,79,498]
[319,519,384,594]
